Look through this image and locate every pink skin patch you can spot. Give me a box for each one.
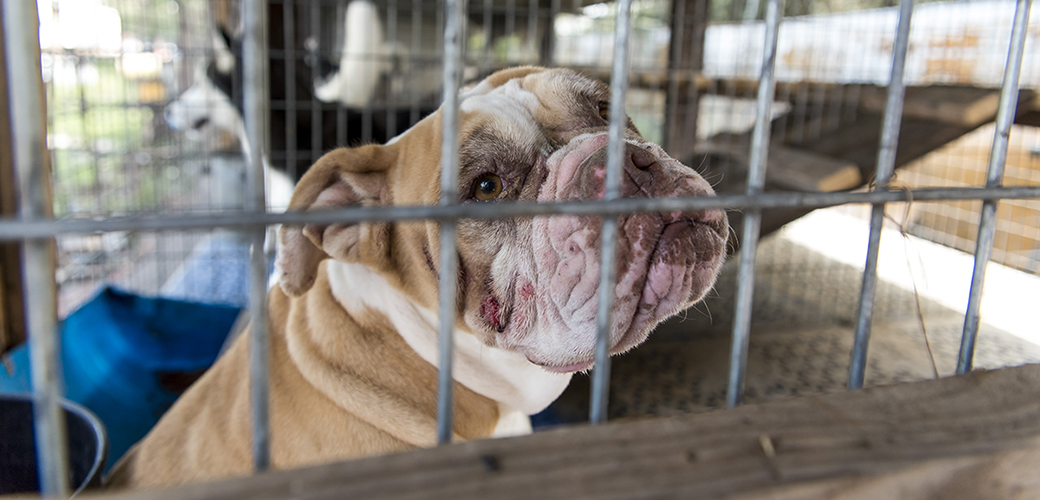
[488,133,727,372]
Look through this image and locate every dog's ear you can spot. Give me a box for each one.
[277,145,395,296]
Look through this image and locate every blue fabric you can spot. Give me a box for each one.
[160,234,275,307]
[0,287,240,472]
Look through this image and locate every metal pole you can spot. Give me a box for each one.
[589,0,634,425]
[957,0,1033,374]
[847,0,914,390]
[0,186,1037,240]
[242,0,270,473]
[726,0,783,409]
[3,0,70,496]
[436,0,464,445]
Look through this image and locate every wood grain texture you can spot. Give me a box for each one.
[700,141,862,193]
[856,86,1033,128]
[96,364,1040,500]
[0,5,27,353]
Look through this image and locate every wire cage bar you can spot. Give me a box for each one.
[436,0,465,445]
[2,0,70,495]
[847,0,914,391]
[0,187,1038,241]
[589,0,634,426]
[957,0,1034,375]
[725,0,783,409]
[2,0,1040,495]
[242,0,273,471]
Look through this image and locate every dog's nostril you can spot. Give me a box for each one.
[630,147,655,170]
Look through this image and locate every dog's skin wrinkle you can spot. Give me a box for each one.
[326,261,569,416]
[107,67,726,490]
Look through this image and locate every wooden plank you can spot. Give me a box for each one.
[662,0,709,159]
[1014,94,1040,127]
[98,365,1040,500]
[777,112,982,186]
[765,147,862,192]
[733,447,1040,500]
[1016,110,1040,128]
[855,85,1012,127]
[0,2,27,353]
[699,140,862,192]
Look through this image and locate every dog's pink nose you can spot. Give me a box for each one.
[630,146,656,170]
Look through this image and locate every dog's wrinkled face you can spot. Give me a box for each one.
[278,67,727,373]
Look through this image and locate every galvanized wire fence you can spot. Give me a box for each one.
[3,0,1039,495]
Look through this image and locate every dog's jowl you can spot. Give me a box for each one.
[106,67,728,489]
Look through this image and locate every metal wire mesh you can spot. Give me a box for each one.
[3,0,1039,494]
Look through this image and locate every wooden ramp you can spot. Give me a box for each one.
[686,82,1040,248]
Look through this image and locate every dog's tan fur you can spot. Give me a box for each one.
[107,130,504,489]
[107,67,727,490]
[106,267,499,488]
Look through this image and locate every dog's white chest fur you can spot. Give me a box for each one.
[325,261,573,424]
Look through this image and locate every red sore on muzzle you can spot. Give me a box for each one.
[481,296,503,332]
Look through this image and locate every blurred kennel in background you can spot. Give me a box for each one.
[2,0,1040,495]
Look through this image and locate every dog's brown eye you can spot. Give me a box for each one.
[473,173,504,201]
[598,102,610,122]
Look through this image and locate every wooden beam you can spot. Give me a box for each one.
[537,0,555,67]
[701,140,862,192]
[857,85,1036,128]
[0,1,27,353]
[101,365,1040,500]
[662,0,709,158]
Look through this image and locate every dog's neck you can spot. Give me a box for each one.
[325,260,573,415]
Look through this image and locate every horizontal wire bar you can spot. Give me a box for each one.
[1,186,1035,240]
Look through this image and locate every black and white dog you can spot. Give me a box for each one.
[164,0,599,206]
[164,0,449,196]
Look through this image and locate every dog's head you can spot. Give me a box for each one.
[278,67,728,372]
[163,30,242,148]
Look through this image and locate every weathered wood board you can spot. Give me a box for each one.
[0,5,26,353]
[97,364,1040,500]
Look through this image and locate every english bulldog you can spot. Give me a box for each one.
[106,66,728,489]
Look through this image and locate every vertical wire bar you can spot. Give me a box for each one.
[847,0,914,390]
[528,0,539,63]
[436,0,464,446]
[725,0,783,409]
[4,0,70,496]
[336,1,348,147]
[409,0,421,124]
[387,0,398,137]
[284,2,297,178]
[589,0,633,425]
[957,0,1033,374]
[242,0,271,473]
[482,0,493,72]
[663,0,685,154]
[310,1,322,163]
[506,0,516,61]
